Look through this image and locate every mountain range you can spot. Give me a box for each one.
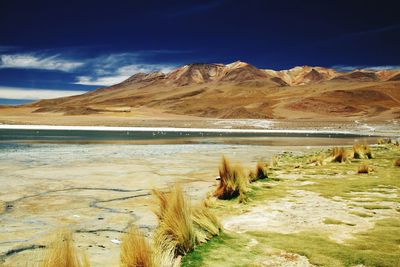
[21,61,400,120]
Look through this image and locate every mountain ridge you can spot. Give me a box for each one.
[112,61,400,88]
[19,60,400,120]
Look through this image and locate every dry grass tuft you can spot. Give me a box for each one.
[377,138,385,144]
[357,164,370,174]
[40,229,90,267]
[331,147,349,163]
[249,162,268,182]
[213,156,248,201]
[153,185,195,257]
[271,155,279,168]
[353,144,372,159]
[120,226,155,267]
[308,153,326,166]
[192,202,222,243]
[394,159,400,167]
[152,185,221,266]
[377,138,392,145]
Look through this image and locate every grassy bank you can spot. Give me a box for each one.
[182,143,400,266]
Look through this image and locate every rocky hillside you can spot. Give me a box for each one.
[28,61,400,120]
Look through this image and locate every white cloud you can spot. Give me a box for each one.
[0,87,87,100]
[75,62,175,86]
[0,54,84,72]
[75,75,130,86]
[333,65,400,71]
[0,51,179,87]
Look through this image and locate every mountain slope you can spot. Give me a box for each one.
[25,61,400,120]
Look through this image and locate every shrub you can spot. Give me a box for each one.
[331,147,348,163]
[152,185,221,266]
[353,144,373,159]
[357,164,369,174]
[364,145,373,159]
[120,226,155,267]
[213,156,248,200]
[395,159,400,167]
[153,185,195,257]
[308,153,326,166]
[377,138,392,144]
[192,202,222,243]
[249,162,268,182]
[40,229,90,267]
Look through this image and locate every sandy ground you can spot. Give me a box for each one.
[1,107,399,136]
[223,190,376,243]
[0,142,314,266]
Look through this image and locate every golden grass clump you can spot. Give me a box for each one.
[353,144,373,159]
[377,138,391,144]
[357,164,370,174]
[152,185,221,266]
[153,185,195,257]
[40,229,90,267]
[331,147,349,163]
[308,153,326,166]
[214,156,248,201]
[120,226,155,267]
[271,155,279,168]
[394,159,400,167]
[249,162,268,182]
[377,138,385,144]
[192,202,222,243]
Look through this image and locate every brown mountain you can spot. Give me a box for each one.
[8,61,400,121]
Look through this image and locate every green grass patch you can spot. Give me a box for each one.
[181,233,264,267]
[349,211,373,218]
[188,145,400,267]
[249,218,400,267]
[361,204,391,210]
[323,218,355,226]
[300,147,400,200]
[184,218,400,267]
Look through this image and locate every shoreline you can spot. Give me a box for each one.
[0,123,375,136]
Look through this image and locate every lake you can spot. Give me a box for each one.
[0,127,382,266]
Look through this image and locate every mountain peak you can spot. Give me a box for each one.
[116,61,399,87]
[226,60,251,69]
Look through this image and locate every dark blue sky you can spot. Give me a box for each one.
[0,0,399,103]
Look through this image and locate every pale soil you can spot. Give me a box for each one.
[259,252,316,267]
[1,107,400,138]
[0,143,310,266]
[211,145,400,267]
[223,190,381,243]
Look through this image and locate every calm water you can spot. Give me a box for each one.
[0,128,379,145]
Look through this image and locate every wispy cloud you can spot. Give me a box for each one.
[0,54,84,72]
[0,86,86,100]
[0,50,181,87]
[333,65,400,71]
[74,53,176,86]
[347,24,400,38]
